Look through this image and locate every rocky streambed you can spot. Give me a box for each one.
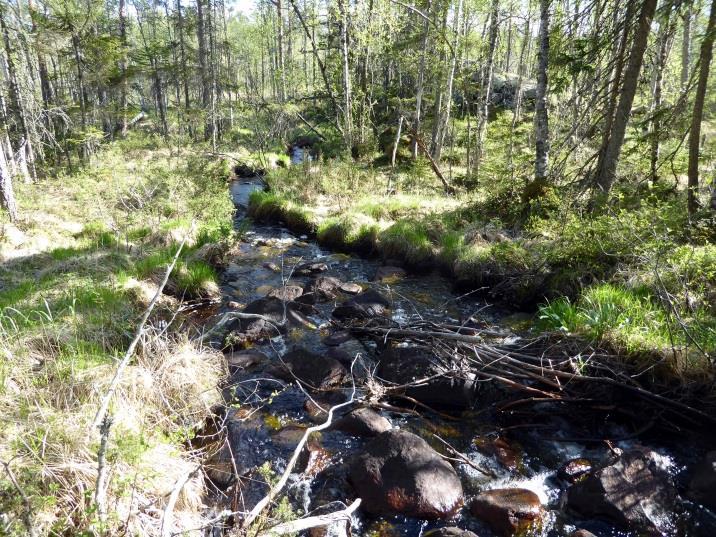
[197,177,716,537]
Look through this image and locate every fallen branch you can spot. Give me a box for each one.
[92,228,191,430]
[161,467,199,537]
[256,499,361,536]
[1,459,36,537]
[241,361,358,530]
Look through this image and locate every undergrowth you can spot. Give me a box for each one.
[0,133,234,535]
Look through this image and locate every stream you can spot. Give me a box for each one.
[199,170,716,537]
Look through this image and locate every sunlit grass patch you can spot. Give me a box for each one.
[538,284,716,366]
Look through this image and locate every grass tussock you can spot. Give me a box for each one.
[0,133,234,536]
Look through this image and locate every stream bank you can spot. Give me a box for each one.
[197,174,716,537]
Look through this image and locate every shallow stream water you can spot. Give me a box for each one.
[202,176,716,537]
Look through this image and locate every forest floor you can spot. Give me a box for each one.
[0,134,235,535]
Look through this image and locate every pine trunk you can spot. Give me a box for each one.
[534,0,550,185]
[687,0,716,216]
[592,0,658,202]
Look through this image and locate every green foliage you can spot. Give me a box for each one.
[538,284,716,359]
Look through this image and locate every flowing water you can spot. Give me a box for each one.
[203,176,716,537]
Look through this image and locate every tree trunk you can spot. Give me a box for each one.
[0,139,17,222]
[474,0,500,179]
[197,0,210,133]
[337,0,353,150]
[275,0,286,102]
[592,0,658,203]
[118,0,128,135]
[534,0,550,185]
[687,0,716,216]
[412,0,431,159]
[0,4,36,181]
[649,11,673,185]
[681,3,692,89]
[432,0,463,162]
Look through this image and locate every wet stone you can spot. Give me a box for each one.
[322,330,354,347]
[373,265,406,282]
[267,284,304,302]
[566,449,677,533]
[332,407,392,437]
[270,425,330,476]
[264,261,281,273]
[349,429,463,519]
[558,458,593,484]
[226,349,268,374]
[299,276,344,303]
[474,436,520,472]
[339,282,362,294]
[377,345,477,409]
[571,530,598,537]
[424,528,479,537]
[277,347,348,389]
[296,261,329,275]
[469,488,542,536]
[332,289,391,321]
[243,296,315,327]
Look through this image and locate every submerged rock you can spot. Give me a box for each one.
[570,530,597,537]
[469,488,542,536]
[332,289,391,321]
[424,528,479,537]
[377,345,477,409]
[276,347,348,389]
[689,450,716,511]
[566,450,677,533]
[339,282,362,294]
[296,261,329,275]
[322,330,354,347]
[267,284,304,302]
[332,407,392,437]
[474,436,521,471]
[299,276,344,303]
[226,349,268,374]
[243,296,314,327]
[374,265,406,282]
[348,429,463,519]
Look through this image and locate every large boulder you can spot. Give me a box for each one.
[377,346,477,409]
[277,348,348,389]
[689,450,716,511]
[332,289,391,321]
[567,450,677,533]
[469,488,542,536]
[348,429,463,519]
[332,407,392,437]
